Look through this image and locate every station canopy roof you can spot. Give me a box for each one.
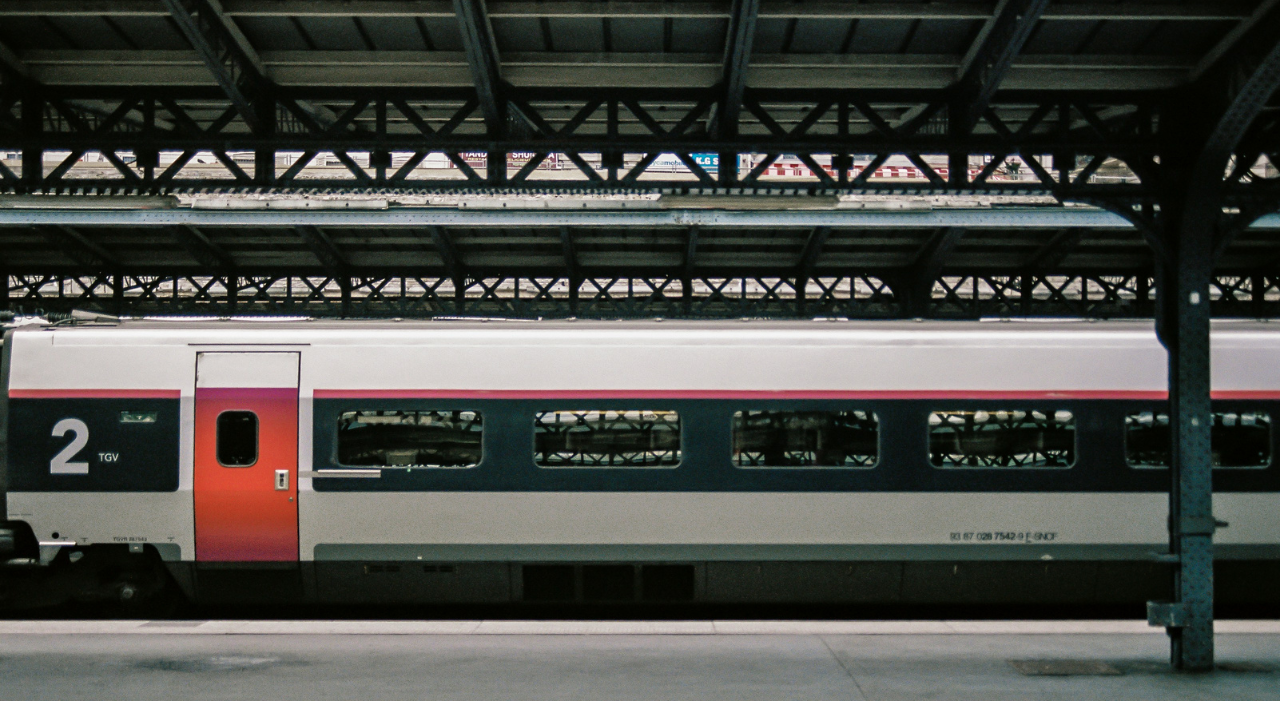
[0,2,1277,320]
[1,0,1276,170]
[0,0,1250,93]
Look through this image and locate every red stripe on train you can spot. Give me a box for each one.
[8,389,182,399]
[12,389,1280,401]
[313,389,1215,400]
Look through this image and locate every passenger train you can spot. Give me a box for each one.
[1,318,1278,610]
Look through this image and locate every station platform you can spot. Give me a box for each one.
[1,621,1277,700]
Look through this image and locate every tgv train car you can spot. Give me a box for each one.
[1,319,1278,610]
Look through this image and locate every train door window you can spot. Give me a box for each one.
[732,410,878,468]
[1125,411,1271,469]
[534,410,680,468]
[337,410,482,468]
[216,411,258,467]
[929,410,1075,469]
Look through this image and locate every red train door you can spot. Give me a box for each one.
[194,352,300,562]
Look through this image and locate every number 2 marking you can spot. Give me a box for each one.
[51,418,90,475]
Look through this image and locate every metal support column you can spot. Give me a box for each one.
[1153,212,1218,671]
[1141,1,1280,661]
[1149,163,1220,671]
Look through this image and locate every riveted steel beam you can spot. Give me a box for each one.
[161,0,268,134]
[453,0,504,135]
[718,0,758,139]
[952,0,1051,136]
[1022,228,1084,269]
[170,224,234,269]
[4,207,1280,229]
[294,224,349,276]
[30,270,1280,320]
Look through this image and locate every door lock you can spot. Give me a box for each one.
[275,469,289,491]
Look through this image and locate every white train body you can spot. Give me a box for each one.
[2,319,1277,605]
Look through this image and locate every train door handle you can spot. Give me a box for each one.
[275,470,289,491]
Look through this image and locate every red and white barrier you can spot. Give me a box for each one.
[760,164,1010,181]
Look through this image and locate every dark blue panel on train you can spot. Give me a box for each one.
[8,398,180,492]
[311,398,1280,493]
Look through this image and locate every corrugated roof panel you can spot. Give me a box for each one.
[754,19,797,54]
[360,16,434,51]
[1134,21,1238,57]
[403,17,462,52]
[903,19,981,55]
[1082,20,1167,54]
[779,19,859,54]
[545,18,607,52]
[49,17,139,51]
[112,17,190,51]
[844,19,919,54]
[1021,20,1098,54]
[292,17,368,51]
[237,17,313,51]
[609,18,666,53]
[493,18,547,52]
[668,18,726,53]
[0,18,70,51]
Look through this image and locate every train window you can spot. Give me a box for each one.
[732,410,878,468]
[929,410,1075,469]
[337,410,482,468]
[534,410,680,468]
[216,411,258,467]
[1125,411,1271,469]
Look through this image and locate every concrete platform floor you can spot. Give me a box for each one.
[1,621,1277,700]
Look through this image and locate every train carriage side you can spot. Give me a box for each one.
[1,320,1278,609]
[297,321,1280,606]
[0,325,195,606]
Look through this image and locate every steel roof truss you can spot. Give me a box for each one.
[170,224,234,269]
[717,0,759,142]
[293,224,349,277]
[452,0,504,135]
[40,225,118,269]
[952,0,1051,136]
[161,0,267,134]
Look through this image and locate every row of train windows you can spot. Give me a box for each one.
[333,409,1274,471]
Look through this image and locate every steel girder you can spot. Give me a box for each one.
[10,270,1280,322]
[0,86,1271,214]
[161,0,269,135]
[0,86,1176,198]
[951,0,1052,137]
[452,0,504,137]
[717,0,759,141]
[0,0,1276,212]
[8,207,1280,229]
